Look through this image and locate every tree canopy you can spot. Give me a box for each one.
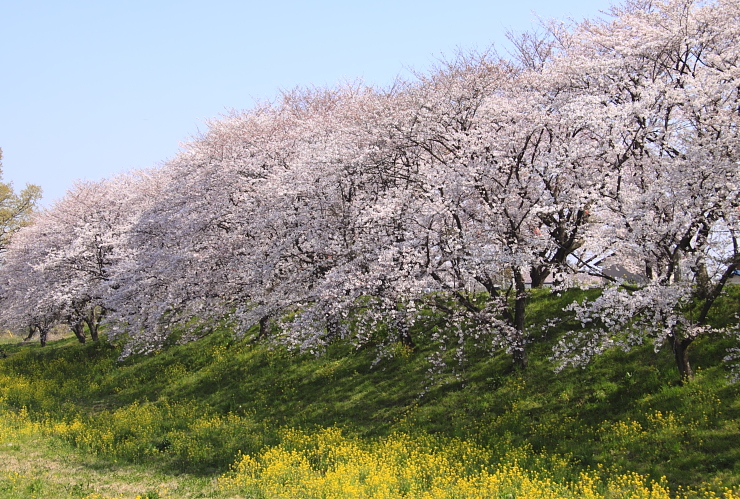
[0,0,738,381]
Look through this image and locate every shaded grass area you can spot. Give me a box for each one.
[0,287,738,496]
[0,410,220,498]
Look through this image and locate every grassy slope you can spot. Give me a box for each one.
[0,287,738,497]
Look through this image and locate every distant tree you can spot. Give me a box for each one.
[0,148,42,252]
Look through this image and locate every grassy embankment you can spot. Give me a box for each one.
[0,287,738,498]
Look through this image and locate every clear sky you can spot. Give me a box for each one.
[1,0,613,205]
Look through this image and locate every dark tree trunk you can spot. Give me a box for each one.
[671,335,693,383]
[88,322,99,342]
[24,325,37,342]
[672,261,739,383]
[442,268,529,368]
[84,308,101,341]
[250,315,270,343]
[23,324,50,347]
[529,265,550,289]
[71,321,86,344]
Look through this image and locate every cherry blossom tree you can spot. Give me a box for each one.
[548,0,740,380]
[0,173,156,345]
[0,220,61,346]
[105,85,407,355]
[326,47,616,370]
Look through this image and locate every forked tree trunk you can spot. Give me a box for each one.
[24,325,37,342]
[88,322,99,342]
[26,324,50,347]
[440,268,529,369]
[85,308,101,341]
[529,265,550,289]
[71,321,86,344]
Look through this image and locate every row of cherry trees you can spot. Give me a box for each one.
[1,0,738,380]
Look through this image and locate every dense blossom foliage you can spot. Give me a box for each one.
[0,0,738,379]
[0,174,156,345]
[547,0,740,378]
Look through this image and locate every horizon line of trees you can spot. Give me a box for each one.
[1,0,739,383]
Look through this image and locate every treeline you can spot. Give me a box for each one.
[1,0,739,381]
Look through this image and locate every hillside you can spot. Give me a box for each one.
[0,290,738,498]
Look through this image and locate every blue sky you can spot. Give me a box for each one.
[1,0,613,205]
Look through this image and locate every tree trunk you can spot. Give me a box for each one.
[529,265,550,289]
[84,308,100,341]
[24,325,37,342]
[88,322,99,341]
[671,335,693,383]
[71,321,86,344]
[259,315,270,338]
[250,315,270,343]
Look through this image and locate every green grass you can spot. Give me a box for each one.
[0,287,738,497]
